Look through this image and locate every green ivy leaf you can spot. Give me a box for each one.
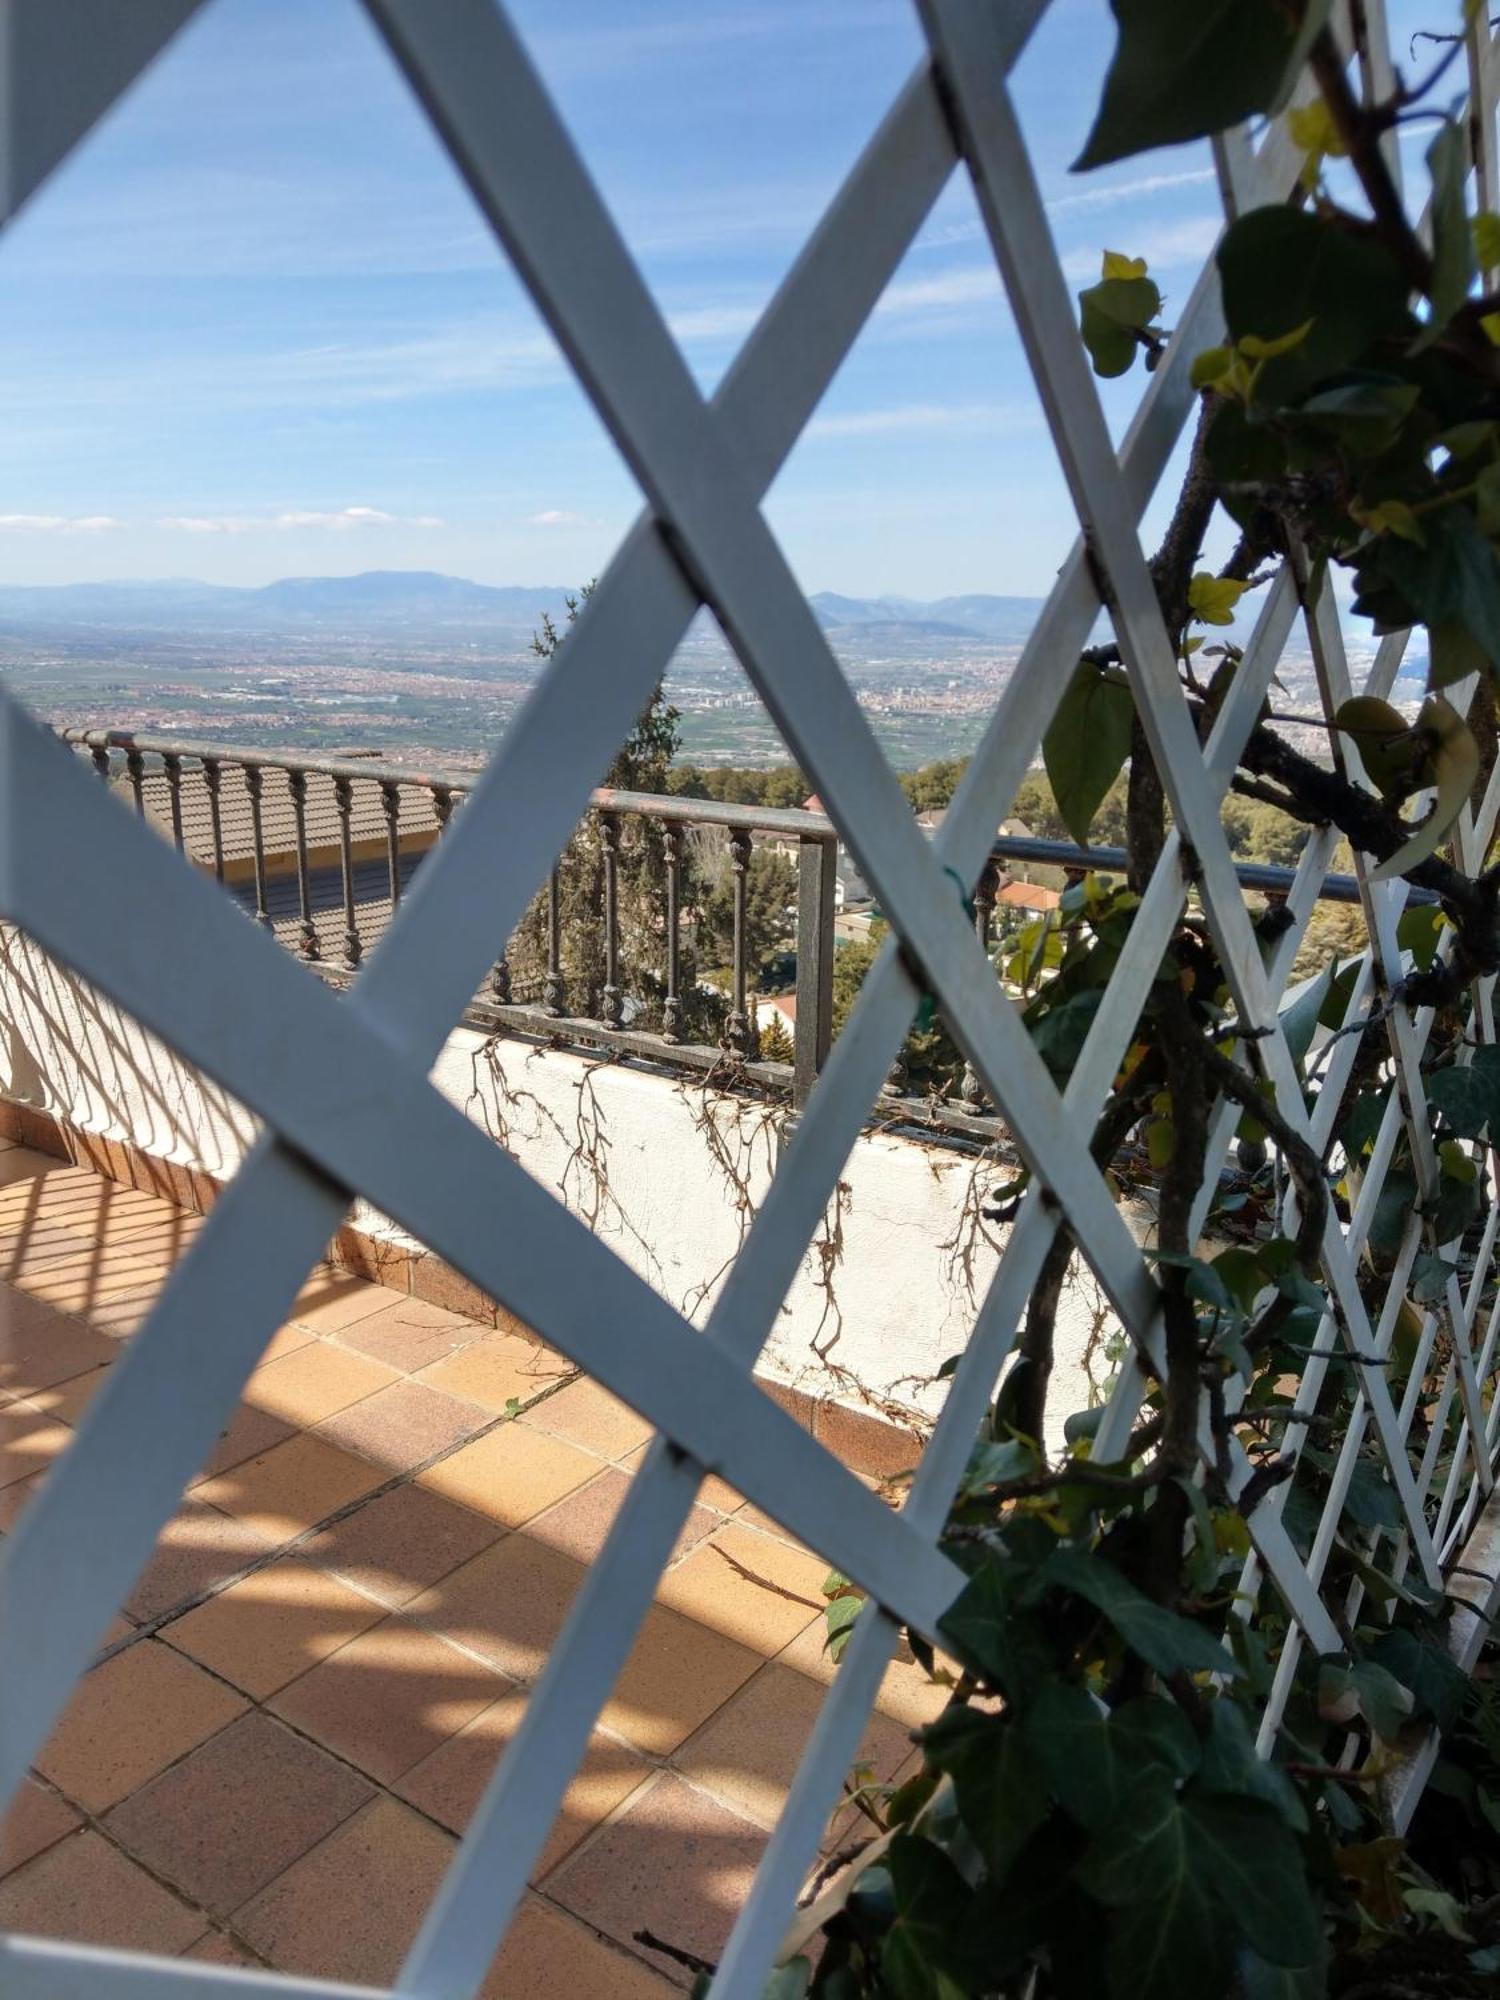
[939,1563,1019,1692]
[1079,272,1163,378]
[1370,509,1500,681]
[1026,1683,1198,1830]
[921,1708,1046,1874]
[1410,1249,1456,1306]
[1474,211,1500,273]
[1042,1547,1242,1678]
[1369,1627,1468,1732]
[1237,1940,1328,2000]
[959,1436,1040,1494]
[1279,961,1334,1074]
[824,1591,864,1663]
[1081,1779,1319,1998]
[1425,1061,1500,1141]
[1369,1166,1420,1255]
[1218,207,1410,404]
[1155,1249,1238,1314]
[880,1835,976,2000]
[1423,122,1476,340]
[1198,1699,1307,1831]
[1074,0,1330,171]
[1319,1659,1414,1741]
[1044,662,1135,844]
[1028,988,1105,1084]
[1397,903,1446,971]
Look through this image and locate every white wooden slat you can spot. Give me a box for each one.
[367,3,1166,1350]
[0,1936,383,2000]
[0,709,961,1797]
[1,0,206,224]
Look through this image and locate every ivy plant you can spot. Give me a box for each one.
[723,6,1500,1999]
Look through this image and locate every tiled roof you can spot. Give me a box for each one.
[113,763,443,868]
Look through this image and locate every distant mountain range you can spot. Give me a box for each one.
[0,569,1047,644]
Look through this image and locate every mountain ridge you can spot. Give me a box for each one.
[0,569,1047,642]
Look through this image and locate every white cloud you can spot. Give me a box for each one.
[876,267,1003,315]
[806,402,1036,439]
[0,513,119,532]
[913,168,1217,254]
[1047,167,1217,216]
[527,508,599,528]
[158,507,444,534]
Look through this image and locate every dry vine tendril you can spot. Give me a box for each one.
[734,8,1500,2000]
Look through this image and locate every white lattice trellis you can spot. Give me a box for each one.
[3,2,1500,1995]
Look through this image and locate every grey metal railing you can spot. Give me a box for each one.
[60,726,1382,1128]
[61,727,840,1106]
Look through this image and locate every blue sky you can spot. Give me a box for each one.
[0,0,1448,596]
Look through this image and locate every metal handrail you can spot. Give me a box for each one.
[59,726,1406,1124]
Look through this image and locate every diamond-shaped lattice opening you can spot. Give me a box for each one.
[507,0,929,403]
[0,0,634,759]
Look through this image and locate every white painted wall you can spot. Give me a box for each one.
[0,925,1120,1439]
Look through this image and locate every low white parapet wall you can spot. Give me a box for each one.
[0,924,1120,1443]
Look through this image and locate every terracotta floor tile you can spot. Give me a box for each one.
[272,1614,507,1784]
[0,1466,46,1532]
[302,1480,502,1607]
[105,1710,374,1917]
[673,1659,910,1831]
[75,1285,164,1339]
[184,1930,264,1966]
[777,1620,952,1731]
[481,1896,678,1999]
[398,1691,649,1876]
[523,1376,653,1462]
[409,1535,583,1683]
[547,1772,768,1986]
[235,1797,454,1985]
[529,1467,719,1572]
[259,1321,317,1364]
[163,1556,385,1699]
[195,1431,387,1541]
[0,1289,116,1404]
[24,1363,111,1427]
[653,1523,828,1655]
[245,1342,399,1428]
[19,1251,171,1315]
[417,1331,572,1412]
[334,1295,483,1374]
[189,1401,297,1486]
[619,1443,746,1518]
[0,1829,205,1955]
[36,1641,246,1812]
[0,1777,81,1879]
[315,1378,489,1474]
[0,1227,95,1276]
[416,1424,597,1528]
[0,1400,73,1491]
[124,1497,279,1625]
[0,1146,65,1188]
[604,1602,763,1757]
[291,1274,402,1337]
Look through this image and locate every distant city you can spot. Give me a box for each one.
[0,568,1416,774]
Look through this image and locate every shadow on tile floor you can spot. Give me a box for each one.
[0,1141,938,1992]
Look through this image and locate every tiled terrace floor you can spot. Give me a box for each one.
[0,1139,937,1993]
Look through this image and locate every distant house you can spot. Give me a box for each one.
[123,752,442,885]
[117,752,443,961]
[996,879,1060,915]
[755,992,797,1038]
